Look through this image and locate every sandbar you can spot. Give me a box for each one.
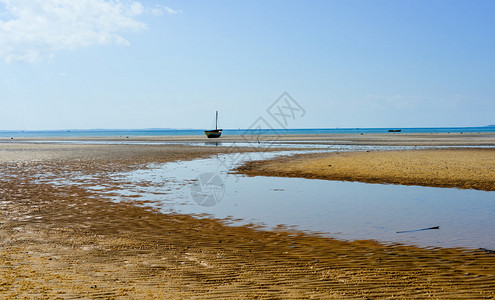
[237,148,495,191]
[3,131,495,146]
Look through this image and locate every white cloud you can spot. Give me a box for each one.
[150,4,181,16]
[163,6,181,15]
[0,0,149,62]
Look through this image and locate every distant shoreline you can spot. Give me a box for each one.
[1,126,495,138]
[2,132,495,146]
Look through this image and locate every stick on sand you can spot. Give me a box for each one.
[397,226,440,233]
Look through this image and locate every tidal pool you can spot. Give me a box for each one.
[64,150,495,250]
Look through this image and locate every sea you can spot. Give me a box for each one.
[1,126,495,138]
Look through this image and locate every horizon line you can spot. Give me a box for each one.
[1,125,494,132]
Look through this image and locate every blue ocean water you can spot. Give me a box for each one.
[1,127,494,138]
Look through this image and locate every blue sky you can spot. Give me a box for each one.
[1,0,494,130]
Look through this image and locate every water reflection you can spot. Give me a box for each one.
[83,151,495,250]
[204,141,221,147]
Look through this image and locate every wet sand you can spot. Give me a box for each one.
[1,142,495,298]
[4,131,495,146]
[237,148,495,191]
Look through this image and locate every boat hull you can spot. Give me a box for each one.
[204,129,222,138]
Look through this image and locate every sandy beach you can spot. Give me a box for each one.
[1,138,495,298]
[3,131,495,146]
[237,148,495,191]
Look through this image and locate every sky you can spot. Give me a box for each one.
[1,0,494,130]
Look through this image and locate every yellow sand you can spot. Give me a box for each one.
[1,143,495,298]
[237,148,495,191]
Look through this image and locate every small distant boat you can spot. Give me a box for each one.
[204,111,222,138]
[388,129,402,133]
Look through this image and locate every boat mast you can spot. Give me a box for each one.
[215,111,218,130]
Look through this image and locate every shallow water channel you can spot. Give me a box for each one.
[74,149,495,250]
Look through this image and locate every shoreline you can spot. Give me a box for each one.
[236,148,495,191]
[1,131,495,146]
[1,142,495,297]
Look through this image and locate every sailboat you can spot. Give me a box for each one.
[204,111,222,138]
